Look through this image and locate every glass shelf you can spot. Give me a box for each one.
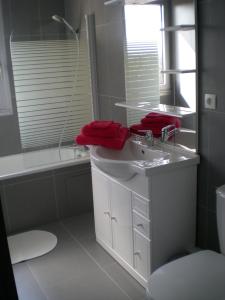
[160,25,195,32]
[115,102,196,118]
[161,69,196,74]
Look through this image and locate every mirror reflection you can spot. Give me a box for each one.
[123,0,197,151]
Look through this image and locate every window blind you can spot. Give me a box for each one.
[124,41,160,125]
[10,38,92,150]
[124,5,160,126]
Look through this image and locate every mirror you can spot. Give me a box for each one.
[122,0,197,152]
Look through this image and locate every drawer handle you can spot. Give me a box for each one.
[137,223,144,228]
[111,217,117,222]
[134,251,141,258]
[104,212,110,217]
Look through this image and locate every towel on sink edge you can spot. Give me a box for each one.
[82,121,121,138]
[141,113,181,128]
[75,127,129,150]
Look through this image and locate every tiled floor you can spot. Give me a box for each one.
[13,213,147,300]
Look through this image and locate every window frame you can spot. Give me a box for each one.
[0,0,13,116]
[158,3,171,96]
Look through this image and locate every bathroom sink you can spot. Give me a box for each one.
[94,141,169,161]
[90,138,199,180]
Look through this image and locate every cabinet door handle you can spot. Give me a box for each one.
[111,216,117,222]
[137,223,144,228]
[104,212,110,217]
[134,251,141,258]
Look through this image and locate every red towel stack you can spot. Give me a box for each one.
[75,120,129,150]
[130,113,181,137]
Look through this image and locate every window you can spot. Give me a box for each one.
[158,5,170,92]
[124,4,169,125]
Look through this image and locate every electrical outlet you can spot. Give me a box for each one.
[204,94,217,110]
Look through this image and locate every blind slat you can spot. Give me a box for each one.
[11,39,92,149]
[124,40,160,126]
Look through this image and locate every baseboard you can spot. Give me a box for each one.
[96,237,148,288]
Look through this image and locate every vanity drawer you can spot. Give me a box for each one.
[133,211,150,239]
[132,193,150,218]
[133,229,151,280]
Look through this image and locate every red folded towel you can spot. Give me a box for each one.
[76,127,129,150]
[82,121,121,138]
[130,124,161,137]
[90,120,113,129]
[142,112,162,119]
[141,113,181,128]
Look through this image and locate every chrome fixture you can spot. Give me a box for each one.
[52,14,80,158]
[144,130,154,146]
[131,130,154,146]
[52,15,79,39]
[161,124,178,142]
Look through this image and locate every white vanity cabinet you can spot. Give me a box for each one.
[92,168,133,265]
[92,169,112,248]
[91,164,197,287]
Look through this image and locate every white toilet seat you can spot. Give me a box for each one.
[147,250,225,300]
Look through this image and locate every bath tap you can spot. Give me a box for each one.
[131,130,154,146]
[161,124,178,142]
[144,130,154,146]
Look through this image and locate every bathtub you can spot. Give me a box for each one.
[0,146,90,180]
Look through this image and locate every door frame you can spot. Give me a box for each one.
[0,198,18,300]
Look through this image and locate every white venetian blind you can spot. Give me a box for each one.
[124,5,161,125]
[10,38,92,150]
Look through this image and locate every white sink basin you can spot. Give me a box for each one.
[90,138,199,180]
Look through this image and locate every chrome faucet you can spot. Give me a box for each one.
[161,124,178,142]
[144,130,154,146]
[131,130,154,146]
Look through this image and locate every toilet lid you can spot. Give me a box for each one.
[147,250,225,300]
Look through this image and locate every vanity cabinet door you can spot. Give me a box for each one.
[111,181,133,265]
[92,168,112,248]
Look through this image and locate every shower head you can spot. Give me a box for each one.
[52,15,79,39]
[52,15,64,23]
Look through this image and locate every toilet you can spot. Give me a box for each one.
[147,185,225,300]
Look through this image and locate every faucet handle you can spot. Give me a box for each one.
[144,130,154,146]
[161,124,178,142]
[145,130,153,139]
[131,130,154,146]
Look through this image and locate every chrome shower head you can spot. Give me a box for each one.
[52,15,79,39]
[52,15,64,23]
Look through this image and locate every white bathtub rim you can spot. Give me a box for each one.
[0,149,90,181]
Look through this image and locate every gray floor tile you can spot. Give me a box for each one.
[13,263,47,300]
[75,234,116,268]
[26,222,130,300]
[13,216,146,300]
[104,262,146,300]
[63,214,116,268]
[62,212,95,242]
